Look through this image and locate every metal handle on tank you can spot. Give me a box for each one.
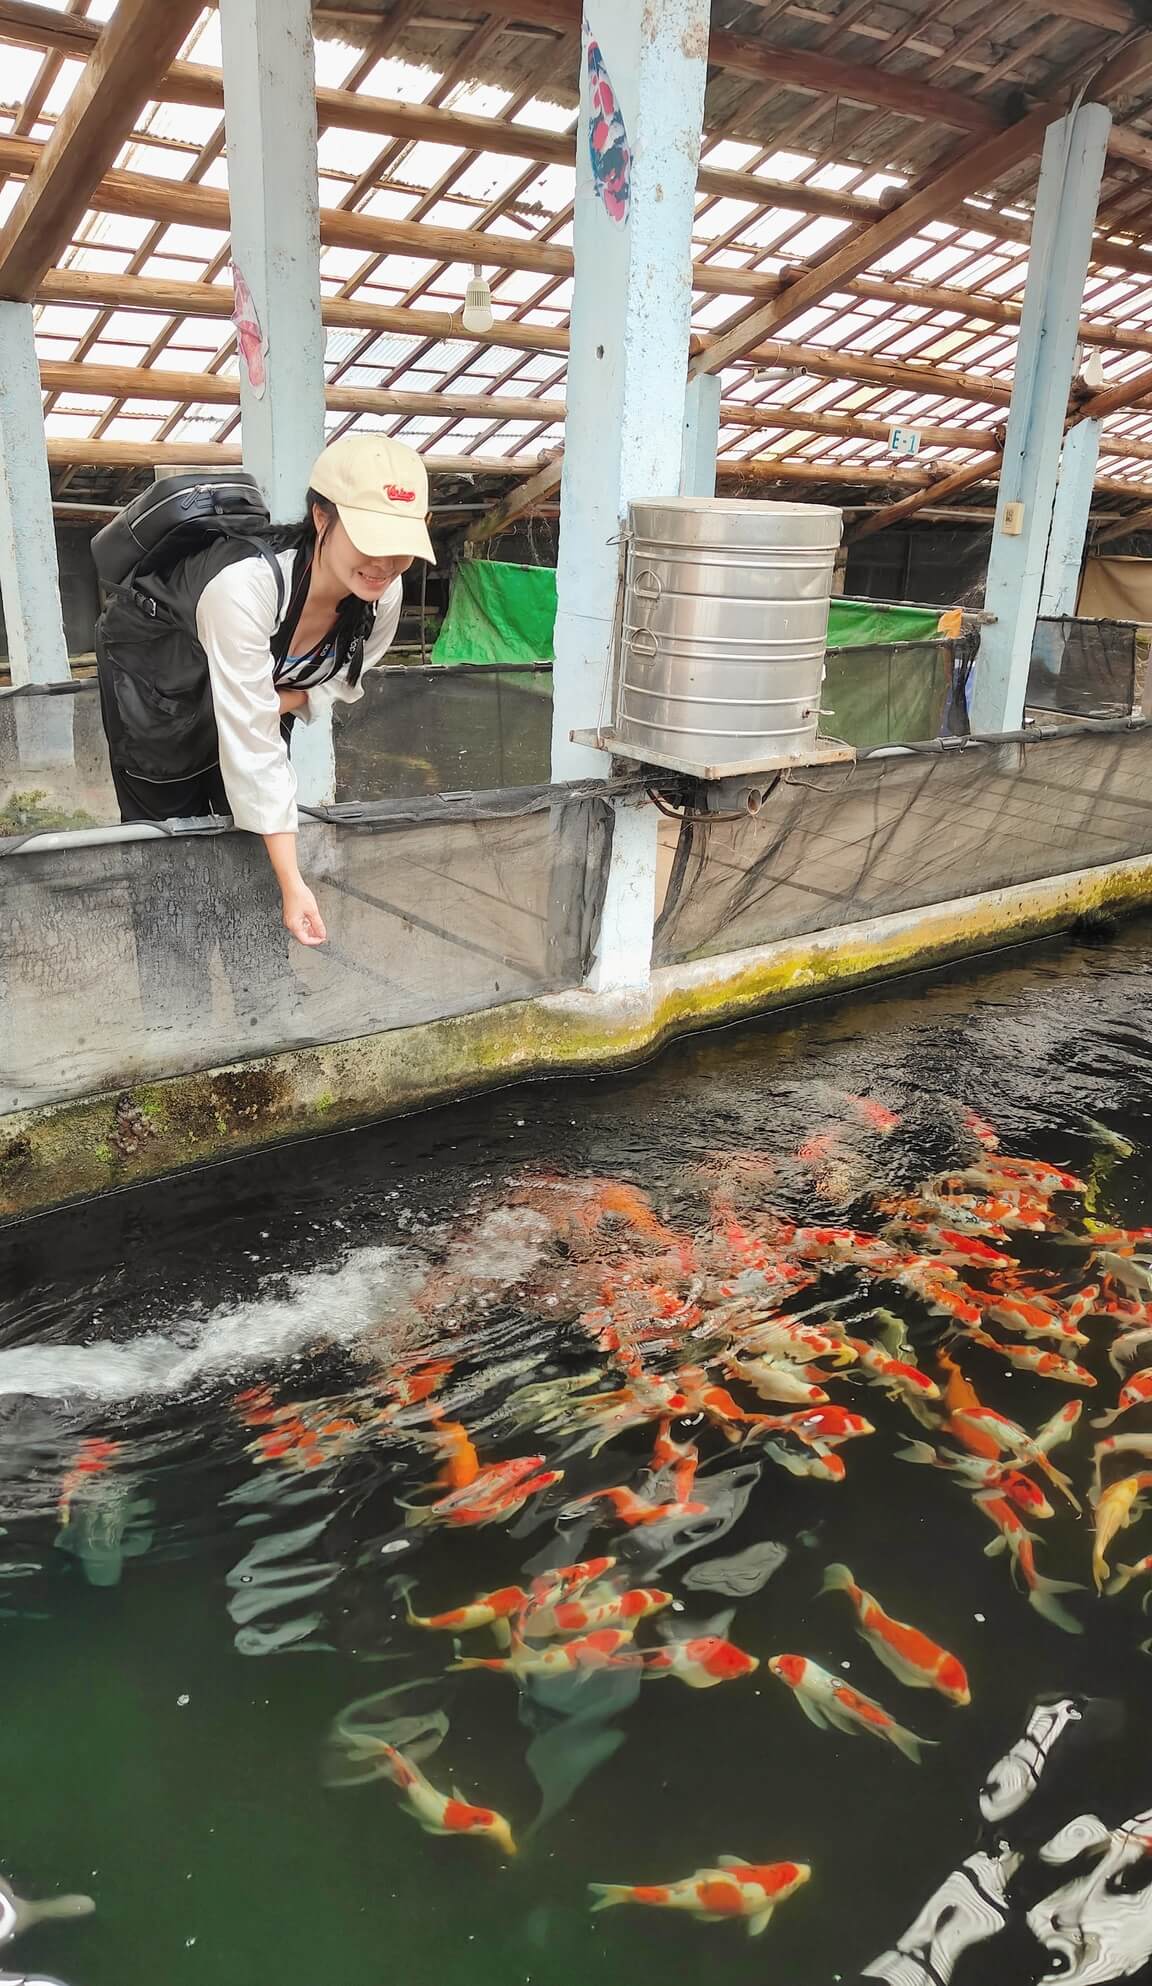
[632,569,663,600]
[628,628,660,659]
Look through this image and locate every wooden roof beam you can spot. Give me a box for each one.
[0,0,202,301]
[37,262,1152,369]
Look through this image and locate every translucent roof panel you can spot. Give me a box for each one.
[9,0,1152,516]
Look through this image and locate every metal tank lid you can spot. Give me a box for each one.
[629,493,842,548]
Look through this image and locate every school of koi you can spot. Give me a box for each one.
[220,1106,1152,1951]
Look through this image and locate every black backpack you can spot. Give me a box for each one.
[93,473,297,786]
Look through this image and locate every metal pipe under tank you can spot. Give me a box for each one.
[613,496,843,774]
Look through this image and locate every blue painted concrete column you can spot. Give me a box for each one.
[681,374,722,498]
[551,1,711,782]
[0,300,73,769]
[1038,417,1102,616]
[970,102,1111,732]
[220,0,332,803]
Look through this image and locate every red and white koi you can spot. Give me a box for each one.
[820,1564,970,1705]
[589,1858,810,1937]
[644,1635,759,1689]
[1094,1370,1152,1427]
[723,1353,831,1407]
[983,1296,1088,1348]
[973,1491,1083,1633]
[521,1586,672,1641]
[896,1439,1055,1518]
[768,1654,933,1763]
[961,1327,1096,1386]
[371,1744,516,1855]
[454,1627,640,1678]
[404,1583,528,1634]
[567,1485,707,1529]
[845,1339,941,1420]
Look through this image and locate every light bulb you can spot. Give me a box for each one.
[461,264,494,335]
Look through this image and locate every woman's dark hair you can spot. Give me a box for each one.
[260,488,375,684]
[260,487,338,553]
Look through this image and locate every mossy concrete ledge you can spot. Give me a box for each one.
[4,849,1152,1221]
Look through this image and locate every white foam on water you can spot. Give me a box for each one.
[0,1245,424,1403]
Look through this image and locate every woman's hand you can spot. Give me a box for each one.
[277,687,310,716]
[281,880,327,947]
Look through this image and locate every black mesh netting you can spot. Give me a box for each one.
[1026,616,1137,718]
[653,728,1152,966]
[0,786,612,1112]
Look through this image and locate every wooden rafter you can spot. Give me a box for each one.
[0,0,202,301]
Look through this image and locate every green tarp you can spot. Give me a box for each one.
[827,599,943,646]
[431,560,556,665]
[432,562,944,666]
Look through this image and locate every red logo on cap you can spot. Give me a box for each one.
[386,484,416,503]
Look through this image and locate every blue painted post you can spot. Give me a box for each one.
[219,0,331,803]
[1038,418,1101,616]
[970,102,1111,732]
[551,0,711,783]
[681,375,722,498]
[0,300,74,770]
[549,2,709,995]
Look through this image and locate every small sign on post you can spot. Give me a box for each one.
[887,425,922,456]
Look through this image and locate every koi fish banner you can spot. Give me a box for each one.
[231,263,268,398]
[585,25,631,225]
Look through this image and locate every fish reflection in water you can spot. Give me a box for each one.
[0,1876,93,1986]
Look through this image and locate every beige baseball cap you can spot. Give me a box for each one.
[309,434,435,562]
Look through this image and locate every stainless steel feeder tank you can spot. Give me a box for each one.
[614,497,843,770]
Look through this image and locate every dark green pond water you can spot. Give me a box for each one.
[5,924,1152,1986]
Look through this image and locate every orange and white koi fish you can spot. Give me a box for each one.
[896,1440,1055,1518]
[401,1460,563,1528]
[589,1858,810,1937]
[961,1328,1096,1386]
[58,1438,119,1525]
[990,1156,1086,1194]
[945,1397,1080,1510]
[984,1298,1087,1348]
[1094,1371,1152,1427]
[751,1404,875,1451]
[650,1423,700,1502]
[845,1340,941,1421]
[529,1557,618,1606]
[371,1744,516,1855]
[569,1485,707,1529]
[644,1635,759,1689]
[1065,1284,1102,1328]
[964,1111,1001,1151]
[820,1565,970,1705]
[899,1268,983,1328]
[378,1359,455,1414]
[404,1583,528,1634]
[1091,1472,1152,1592]
[1105,1554,1152,1599]
[723,1353,830,1407]
[973,1491,1083,1633]
[768,1654,933,1762]
[453,1627,639,1678]
[762,1439,846,1482]
[734,1320,854,1366]
[521,1586,672,1640]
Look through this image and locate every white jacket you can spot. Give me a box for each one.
[194,549,403,835]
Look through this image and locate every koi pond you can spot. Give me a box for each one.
[6,924,1152,1986]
